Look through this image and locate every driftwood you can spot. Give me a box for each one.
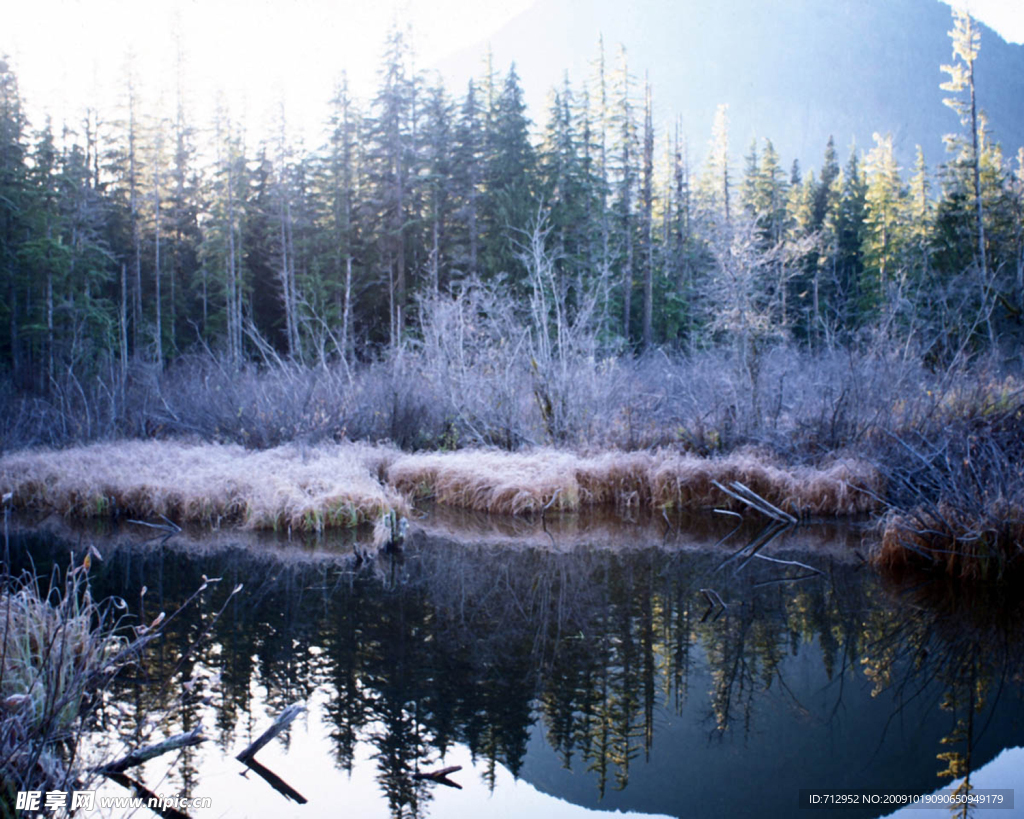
[413,765,463,789]
[699,588,727,622]
[712,479,798,524]
[127,515,182,534]
[96,725,205,774]
[239,756,308,803]
[236,703,305,763]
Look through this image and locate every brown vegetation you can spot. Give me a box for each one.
[1,441,880,530]
[871,391,1024,581]
[0,440,407,532]
[387,447,880,518]
[876,503,1024,581]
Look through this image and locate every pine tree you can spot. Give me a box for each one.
[482,63,535,281]
[861,133,904,317]
[741,137,760,220]
[700,104,731,224]
[610,46,637,342]
[452,80,483,279]
[906,146,932,273]
[0,57,28,383]
[323,74,361,361]
[941,5,987,302]
[640,77,654,349]
[420,80,455,295]
[365,25,418,345]
[812,135,839,229]
[835,145,866,329]
[168,35,201,358]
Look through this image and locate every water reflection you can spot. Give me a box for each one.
[6,521,1024,819]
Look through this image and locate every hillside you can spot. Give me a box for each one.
[436,0,1024,173]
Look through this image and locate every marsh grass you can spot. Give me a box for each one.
[1,441,879,531]
[0,440,408,532]
[0,562,130,800]
[878,502,1024,580]
[386,448,880,517]
[0,546,245,809]
[872,394,1024,580]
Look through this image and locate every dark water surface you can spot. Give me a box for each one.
[7,517,1024,819]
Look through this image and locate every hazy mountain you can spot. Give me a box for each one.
[436,0,1024,175]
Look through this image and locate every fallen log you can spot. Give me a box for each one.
[236,703,305,763]
[413,765,463,789]
[96,725,205,774]
[239,756,308,804]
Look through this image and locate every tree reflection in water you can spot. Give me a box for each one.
[7,523,1024,819]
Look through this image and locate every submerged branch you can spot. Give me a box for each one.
[96,725,206,774]
[236,703,305,763]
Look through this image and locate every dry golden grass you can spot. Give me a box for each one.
[387,448,881,518]
[1,441,879,531]
[875,502,1024,580]
[0,440,407,532]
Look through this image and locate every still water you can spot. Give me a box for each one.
[8,516,1024,819]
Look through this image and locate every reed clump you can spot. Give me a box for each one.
[1,566,126,796]
[0,440,407,532]
[387,448,881,517]
[877,502,1024,581]
[2,440,882,528]
[871,395,1024,580]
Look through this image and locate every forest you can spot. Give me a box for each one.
[0,8,1019,431]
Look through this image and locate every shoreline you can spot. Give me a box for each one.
[0,438,880,531]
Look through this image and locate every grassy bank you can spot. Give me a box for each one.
[0,440,406,533]
[1,344,1021,579]
[0,441,880,530]
[389,448,878,517]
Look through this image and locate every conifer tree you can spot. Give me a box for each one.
[366,25,418,345]
[640,77,654,349]
[862,133,904,317]
[482,63,535,281]
[420,80,455,295]
[323,74,360,361]
[941,5,987,294]
[453,80,483,278]
[610,46,637,342]
[0,58,29,384]
[700,104,731,224]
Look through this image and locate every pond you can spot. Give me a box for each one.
[6,514,1024,819]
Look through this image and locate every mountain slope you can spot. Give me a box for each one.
[435,0,1024,174]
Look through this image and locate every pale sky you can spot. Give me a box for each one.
[4,0,535,145]
[3,0,1022,148]
[947,0,1024,44]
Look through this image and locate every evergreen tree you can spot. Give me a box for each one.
[700,104,731,224]
[610,46,637,342]
[0,57,30,385]
[640,77,654,349]
[906,146,932,274]
[452,80,483,279]
[812,135,839,229]
[366,25,418,345]
[420,80,456,295]
[941,5,987,302]
[481,63,535,281]
[861,133,905,318]
[321,74,361,361]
